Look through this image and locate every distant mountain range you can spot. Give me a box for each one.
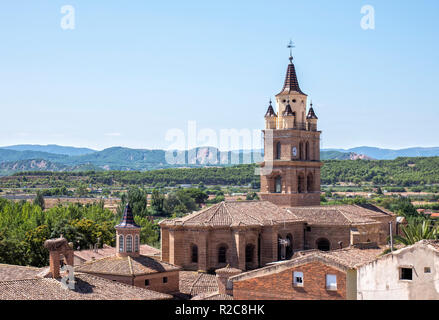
[322,147,439,160]
[0,144,437,176]
[1,144,95,156]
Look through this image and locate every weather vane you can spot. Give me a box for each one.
[287,40,295,62]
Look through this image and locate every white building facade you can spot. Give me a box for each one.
[357,240,439,300]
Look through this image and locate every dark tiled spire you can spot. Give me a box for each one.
[307,101,318,119]
[116,203,140,228]
[265,100,277,117]
[278,58,306,96]
[283,101,295,116]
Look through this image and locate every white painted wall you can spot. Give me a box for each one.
[357,242,439,300]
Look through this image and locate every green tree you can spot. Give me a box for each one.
[24,225,50,267]
[33,190,45,210]
[150,189,165,215]
[394,220,438,245]
[118,187,149,218]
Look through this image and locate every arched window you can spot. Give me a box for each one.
[299,142,304,160]
[276,142,281,160]
[134,235,139,252]
[275,176,282,193]
[126,235,133,253]
[218,245,227,264]
[305,141,310,160]
[245,244,254,264]
[307,173,313,193]
[119,235,124,252]
[298,175,304,193]
[316,238,331,251]
[191,244,198,263]
[277,235,284,261]
[286,234,293,259]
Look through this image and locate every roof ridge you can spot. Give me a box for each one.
[336,208,354,224]
[204,202,224,224]
[223,202,234,224]
[182,203,220,224]
[190,273,204,294]
[234,203,263,225]
[127,256,134,276]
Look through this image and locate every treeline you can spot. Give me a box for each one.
[5,157,439,188]
[0,197,159,267]
[321,157,439,186]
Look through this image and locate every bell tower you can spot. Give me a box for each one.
[115,203,141,257]
[260,45,322,207]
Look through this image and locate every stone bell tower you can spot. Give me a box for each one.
[259,48,322,207]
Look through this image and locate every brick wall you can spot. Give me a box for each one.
[233,261,346,300]
[134,271,179,294]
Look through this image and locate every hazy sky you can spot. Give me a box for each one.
[0,1,438,151]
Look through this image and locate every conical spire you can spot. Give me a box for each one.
[306,101,318,119]
[116,203,140,228]
[265,100,277,117]
[283,101,295,116]
[277,57,306,96]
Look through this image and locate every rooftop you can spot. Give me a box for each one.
[0,264,43,281]
[75,254,181,276]
[161,201,393,229]
[179,271,218,296]
[287,204,393,226]
[191,292,233,300]
[74,244,160,264]
[0,272,172,300]
[230,246,385,283]
[160,201,304,228]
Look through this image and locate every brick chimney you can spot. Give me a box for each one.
[44,237,74,279]
[215,265,242,295]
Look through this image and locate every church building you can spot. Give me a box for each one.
[159,52,396,273]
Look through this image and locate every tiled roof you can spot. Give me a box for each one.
[283,103,295,116]
[179,271,218,296]
[160,201,304,228]
[287,204,391,226]
[0,272,171,300]
[116,203,140,228]
[306,106,318,120]
[74,244,160,264]
[191,292,233,300]
[265,101,277,117]
[75,254,181,276]
[277,61,306,96]
[216,265,242,274]
[0,264,43,281]
[230,246,384,283]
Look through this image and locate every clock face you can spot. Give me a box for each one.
[292,147,297,157]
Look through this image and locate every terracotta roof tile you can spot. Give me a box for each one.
[75,254,180,276]
[74,244,160,264]
[161,201,304,228]
[0,273,171,300]
[179,271,218,296]
[231,246,384,283]
[287,204,391,226]
[0,264,42,281]
[191,293,233,300]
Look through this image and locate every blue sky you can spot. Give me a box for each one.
[0,0,438,151]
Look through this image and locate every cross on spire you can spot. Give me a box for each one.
[287,40,295,63]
